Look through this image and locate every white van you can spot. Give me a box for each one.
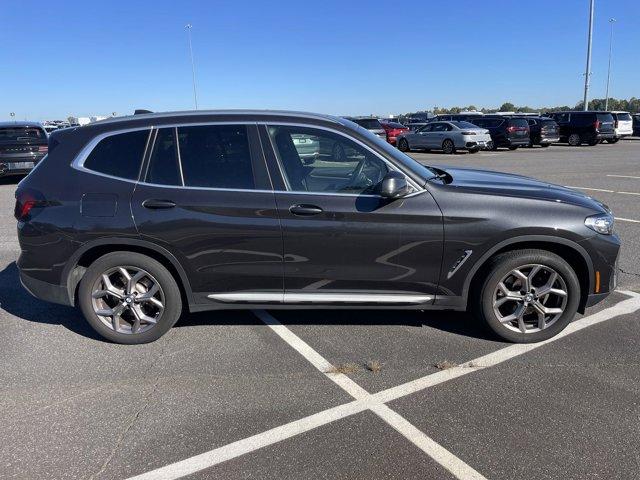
[609,111,633,143]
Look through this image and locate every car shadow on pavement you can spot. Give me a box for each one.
[0,261,102,340]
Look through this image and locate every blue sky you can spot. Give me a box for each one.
[2,0,638,120]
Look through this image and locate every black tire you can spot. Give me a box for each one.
[508,145,518,150]
[78,251,182,344]
[442,139,455,154]
[587,138,600,146]
[471,249,580,343]
[489,141,497,151]
[606,138,619,144]
[540,143,550,148]
[468,148,479,154]
[567,133,581,146]
[398,138,410,152]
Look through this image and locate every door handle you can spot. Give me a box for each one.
[289,204,323,216]
[142,199,176,209]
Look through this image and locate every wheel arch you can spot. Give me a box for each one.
[464,236,593,314]
[63,238,194,308]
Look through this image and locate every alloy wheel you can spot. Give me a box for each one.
[91,266,165,334]
[442,139,454,154]
[492,264,568,333]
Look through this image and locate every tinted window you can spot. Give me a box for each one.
[451,121,479,129]
[555,113,570,123]
[615,113,632,121]
[417,124,433,132]
[527,119,537,126]
[268,125,390,195]
[469,118,485,127]
[147,128,181,186]
[596,113,614,124]
[0,126,47,143]
[84,129,149,180]
[353,118,383,129]
[509,118,529,128]
[177,125,254,189]
[384,122,406,129]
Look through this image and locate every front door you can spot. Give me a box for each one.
[260,124,443,304]
[131,123,283,304]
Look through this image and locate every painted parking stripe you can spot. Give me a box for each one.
[127,291,640,480]
[617,217,640,224]
[606,174,640,179]
[564,185,614,193]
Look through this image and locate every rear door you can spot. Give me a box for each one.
[131,123,283,303]
[259,123,443,303]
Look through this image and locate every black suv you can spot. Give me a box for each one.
[16,111,619,344]
[525,116,560,147]
[550,111,615,146]
[468,115,530,150]
[0,122,48,177]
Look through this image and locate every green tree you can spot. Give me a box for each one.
[499,102,515,112]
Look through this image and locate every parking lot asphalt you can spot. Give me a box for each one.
[1,139,639,480]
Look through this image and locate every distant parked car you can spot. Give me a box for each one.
[343,117,387,141]
[397,121,492,154]
[633,114,640,137]
[525,117,560,147]
[379,121,409,145]
[430,113,484,123]
[467,116,530,150]
[549,111,615,146]
[0,122,48,176]
[608,111,633,143]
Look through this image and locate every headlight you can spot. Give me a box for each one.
[585,213,614,235]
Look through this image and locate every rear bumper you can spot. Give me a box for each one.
[0,157,39,176]
[20,271,73,306]
[595,132,615,140]
[539,136,560,144]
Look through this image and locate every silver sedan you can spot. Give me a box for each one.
[396,121,492,154]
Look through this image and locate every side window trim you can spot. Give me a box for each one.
[260,122,423,196]
[71,127,153,183]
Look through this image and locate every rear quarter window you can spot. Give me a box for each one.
[83,130,149,180]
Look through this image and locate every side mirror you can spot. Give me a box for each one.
[380,171,410,199]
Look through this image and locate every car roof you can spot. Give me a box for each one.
[0,121,44,128]
[87,110,345,129]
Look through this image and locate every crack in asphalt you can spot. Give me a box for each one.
[88,337,170,480]
[619,267,640,278]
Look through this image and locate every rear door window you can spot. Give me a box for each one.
[615,113,632,122]
[146,128,181,186]
[178,124,255,189]
[84,129,149,180]
[509,118,529,128]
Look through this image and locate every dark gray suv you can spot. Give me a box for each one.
[16,110,620,344]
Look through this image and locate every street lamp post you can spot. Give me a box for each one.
[582,0,595,111]
[604,18,616,111]
[185,23,199,110]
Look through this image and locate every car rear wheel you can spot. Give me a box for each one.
[588,137,600,146]
[508,145,518,150]
[398,138,410,152]
[606,138,619,144]
[473,249,580,343]
[78,252,182,344]
[468,148,479,154]
[442,139,455,154]
[568,133,581,146]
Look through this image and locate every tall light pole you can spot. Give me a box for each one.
[185,24,198,110]
[582,0,595,111]
[604,18,616,111]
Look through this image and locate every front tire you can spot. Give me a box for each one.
[398,138,410,152]
[472,249,580,343]
[508,145,518,150]
[606,138,619,144]
[78,252,182,344]
[568,133,581,146]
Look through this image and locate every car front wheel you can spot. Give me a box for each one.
[398,138,410,152]
[78,252,182,344]
[473,249,580,343]
[568,133,581,146]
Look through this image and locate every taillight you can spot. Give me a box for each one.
[14,189,45,221]
[593,120,601,129]
[506,126,516,133]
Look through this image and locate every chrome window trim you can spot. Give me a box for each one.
[260,121,424,194]
[70,121,426,199]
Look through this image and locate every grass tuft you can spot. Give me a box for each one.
[434,360,458,370]
[365,360,383,373]
[326,363,360,375]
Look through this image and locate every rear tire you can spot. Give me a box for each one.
[587,137,600,146]
[78,252,182,344]
[472,249,580,343]
[540,143,550,148]
[508,146,518,150]
[567,133,581,146]
[606,138,619,144]
[468,148,479,154]
[442,139,455,154]
[398,138,410,152]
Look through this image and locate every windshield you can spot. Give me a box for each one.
[509,118,529,128]
[451,121,479,129]
[0,126,46,143]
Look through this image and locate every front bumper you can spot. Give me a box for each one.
[578,232,620,310]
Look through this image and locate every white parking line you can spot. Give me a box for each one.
[617,217,640,224]
[606,174,640,180]
[127,291,640,480]
[564,185,614,193]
